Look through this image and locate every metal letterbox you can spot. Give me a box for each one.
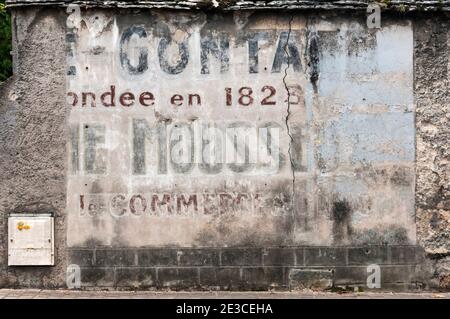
[8,213,54,266]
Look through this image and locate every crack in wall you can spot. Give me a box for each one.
[282,14,295,212]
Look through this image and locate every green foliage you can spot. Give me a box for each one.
[0,0,12,82]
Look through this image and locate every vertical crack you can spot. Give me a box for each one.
[283,14,295,211]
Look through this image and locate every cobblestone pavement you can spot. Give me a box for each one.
[0,289,449,299]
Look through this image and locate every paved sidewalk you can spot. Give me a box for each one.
[0,289,449,299]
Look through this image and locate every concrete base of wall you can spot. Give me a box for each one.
[62,245,430,291]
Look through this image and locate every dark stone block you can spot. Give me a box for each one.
[95,249,136,267]
[80,268,114,287]
[137,249,178,266]
[390,246,425,264]
[199,268,218,287]
[215,268,243,288]
[178,249,220,266]
[381,265,415,284]
[115,268,157,288]
[263,248,295,266]
[348,246,388,265]
[157,267,199,288]
[333,266,367,285]
[68,249,94,267]
[295,248,305,266]
[241,267,287,289]
[289,268,333,290]
[199,267,241,289]
[221,248,263,266]
[304,247,346,266]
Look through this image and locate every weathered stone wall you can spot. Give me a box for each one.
[0,7,67,287]
[414,15,450,289]
[0,2,448,290]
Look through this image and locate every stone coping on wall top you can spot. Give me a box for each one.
[5,0,450,11]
